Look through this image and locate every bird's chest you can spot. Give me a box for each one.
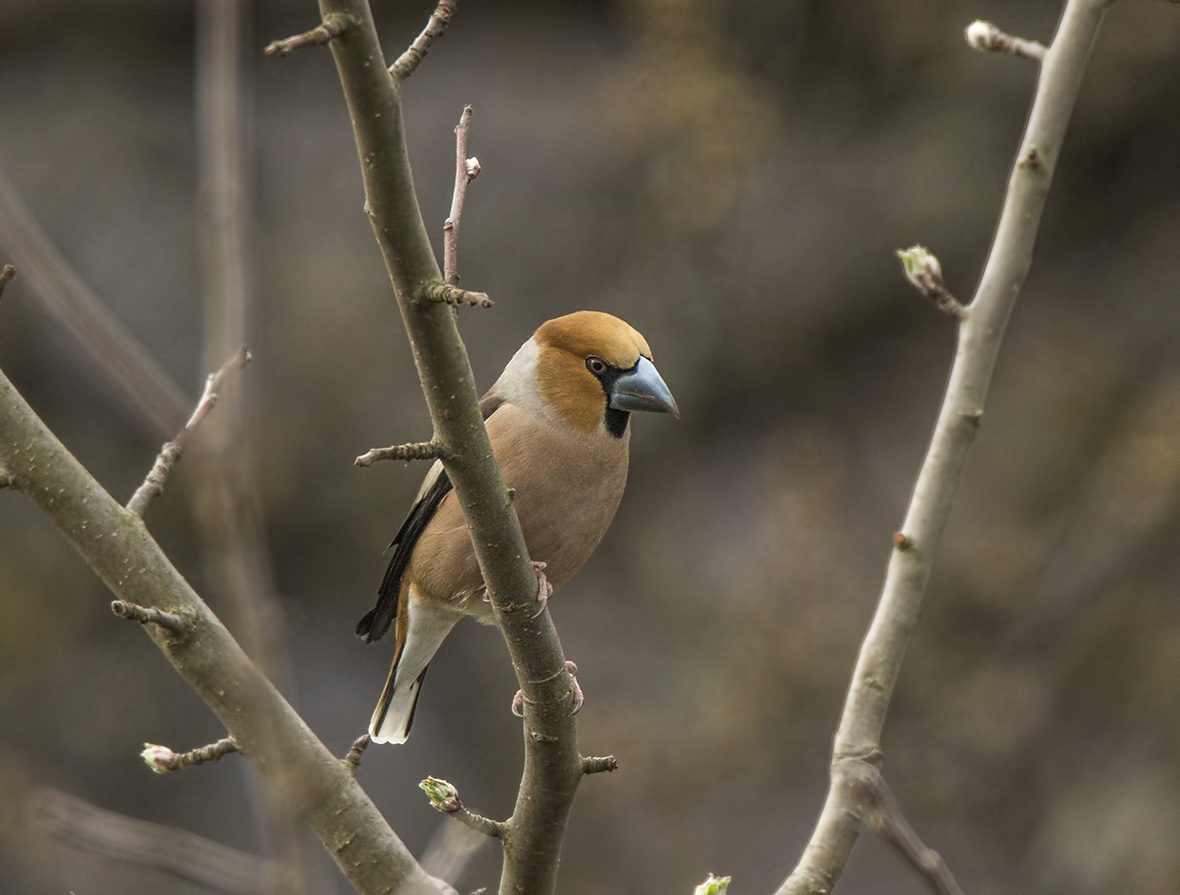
[497,415,630,589]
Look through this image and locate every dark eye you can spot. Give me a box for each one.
[586,357,608,376]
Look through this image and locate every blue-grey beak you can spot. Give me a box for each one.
[609,356,679,418]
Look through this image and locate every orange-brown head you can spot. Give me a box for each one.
[493,311,678,437]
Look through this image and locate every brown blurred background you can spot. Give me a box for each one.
[1,1,1178,893]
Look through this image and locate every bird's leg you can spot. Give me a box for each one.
[566,660,584,715]
[511,660,584,719]
[529,560,553,619]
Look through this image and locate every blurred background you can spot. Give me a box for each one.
[1,0,1178,893]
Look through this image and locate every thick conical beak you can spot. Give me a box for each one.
[609,356,679,418]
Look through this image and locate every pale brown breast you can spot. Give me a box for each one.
[406,402,629,611]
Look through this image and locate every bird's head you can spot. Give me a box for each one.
[496,311,678,438]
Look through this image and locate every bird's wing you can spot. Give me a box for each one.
[355,392,505,644]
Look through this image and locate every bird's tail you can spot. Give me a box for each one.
[369,664,427,745]
[368,600,460,745]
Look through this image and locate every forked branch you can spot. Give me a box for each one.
[0,370,443,895]
[776,2,1115,892]
[317,1,587,892]
[126,346,251,518]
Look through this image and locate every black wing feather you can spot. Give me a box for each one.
[356,469,453,643]
[356,394,504,644]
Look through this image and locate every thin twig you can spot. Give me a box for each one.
[141,737,240,774]
[851,762,967,895]
[776,3,1114,893]
[265,12,352,57]
[444,105,479,286]
[965,20,1047,62]
[0,165,189,437]
[581,755,619,775]
[355,438,450,467]
[418,821,490,893]
[198,6,322,889]
[419,778,506,839]
[25,787,277,895]
[421,283,493,308]
[0,263,15,301]
[111,599,193,637]
[390,0,457,80]
[342,734,370,772]
[126,346,251,517]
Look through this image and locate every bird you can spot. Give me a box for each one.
[356,310,678,744]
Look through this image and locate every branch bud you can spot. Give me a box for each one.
[964,19,1046,62]
[897,244,942,286]
[964,20,997,52]
[419,776,461,812]
[140,743,179,774]
[693,874,732,895]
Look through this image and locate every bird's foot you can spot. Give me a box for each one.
[566,660,584,715]
[530,561,553,618]
[510,661,583,719]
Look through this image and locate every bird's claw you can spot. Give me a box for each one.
[566,660,584,715]
[530,561,553,618]
[510,661,583,719]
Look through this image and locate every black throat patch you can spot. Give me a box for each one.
[591,362,633,439]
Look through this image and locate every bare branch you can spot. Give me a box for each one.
[0,165,190,438]
[25,787,277,895]
[965,20,1047,62]
[320,0,593,890]
[851,763,967,895]
[141,737,239,774]
[0,370,443,895]
[776,2,1115,892]
[265,12,352,57]
[111,599,193,637]
[390,0,457,80]
[420,778,507,840]
[0,263,14,301]
[126,346,251,517]
[444,105,479,286]
[355,438,451,467]
[195,8,321,886]
[419,821,490,893]
[421,283,493,308]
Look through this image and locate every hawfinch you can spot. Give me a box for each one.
[357,311,678,744]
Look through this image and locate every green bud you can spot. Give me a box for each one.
[693,873,732,895]
[419,776,461,812]
[896,244,942,286]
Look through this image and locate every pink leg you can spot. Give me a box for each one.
[511,660,584,719]
[530,561,553,618]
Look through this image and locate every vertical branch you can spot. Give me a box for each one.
[444,105,478,286]
[194,2,323,891]
[776,1,1113,892]
[311,1,586,892]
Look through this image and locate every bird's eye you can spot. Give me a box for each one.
[586,357,608,376]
